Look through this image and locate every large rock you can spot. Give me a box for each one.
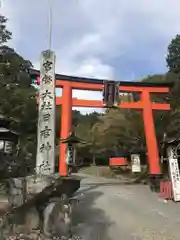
[43,200,72,239]
[25,207,40,230]
[0,195,10,213]
[26,175,55,197]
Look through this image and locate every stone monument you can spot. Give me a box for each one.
[36,50,56,175]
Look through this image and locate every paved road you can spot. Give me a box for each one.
[71,173,180,240]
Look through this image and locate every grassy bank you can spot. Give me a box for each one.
[79,165,148,184]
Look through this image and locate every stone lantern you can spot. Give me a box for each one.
[60,131,86,167]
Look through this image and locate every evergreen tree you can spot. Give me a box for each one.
[0,14,38,174]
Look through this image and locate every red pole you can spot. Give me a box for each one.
[141,90,161,174]
[59,82,72,176]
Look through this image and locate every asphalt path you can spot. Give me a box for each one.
[71,173,180,240]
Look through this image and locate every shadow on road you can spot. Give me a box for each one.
[72,190,113,240]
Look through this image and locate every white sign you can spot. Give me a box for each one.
[167,146,180,202]
[66,146,73,165]
[4,141,13,153]
[0,140,4,151]
[131,154,141,173]
[36,50,56,175]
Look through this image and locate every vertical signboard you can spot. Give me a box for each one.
[66,145,74,165]
[4,141,13,153]
[103,81,119,107]
[36,50,56,175]
[167,146,180,201]
[131,154,141,173]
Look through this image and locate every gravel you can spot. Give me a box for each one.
[71,173,180,240]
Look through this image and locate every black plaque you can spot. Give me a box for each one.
[103,81,119,107]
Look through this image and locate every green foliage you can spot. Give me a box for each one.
[0,14,38,164]
[0,15,12,44]
[166,34,180,74]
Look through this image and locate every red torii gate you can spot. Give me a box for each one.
[31,69,172,177]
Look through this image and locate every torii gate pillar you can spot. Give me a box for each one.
[142,90,160,174]
[59,82,72,176]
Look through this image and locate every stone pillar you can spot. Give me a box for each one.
[36,50,56,175]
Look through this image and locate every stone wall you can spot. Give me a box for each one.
[6,175,56,207]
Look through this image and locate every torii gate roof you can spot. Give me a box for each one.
[59,131,86,144]
[29,69,173,87]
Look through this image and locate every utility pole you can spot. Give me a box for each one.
[48,0,52,50]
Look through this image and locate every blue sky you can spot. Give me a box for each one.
[1,0,180,113]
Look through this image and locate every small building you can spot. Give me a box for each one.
[0,115,19,154]
[0,115,20,178]
[160,135,180,161]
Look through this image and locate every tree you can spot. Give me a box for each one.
[74,112,101,164]
[0,15,12,44]
[0,14,38,170]
[166,34,180,74]
[0,45,37,145]
[74,107,146,165]
[94,109,145,156]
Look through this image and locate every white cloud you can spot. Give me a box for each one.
[3,0,180,113]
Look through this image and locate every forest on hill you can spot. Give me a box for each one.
[1,13,180,170]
